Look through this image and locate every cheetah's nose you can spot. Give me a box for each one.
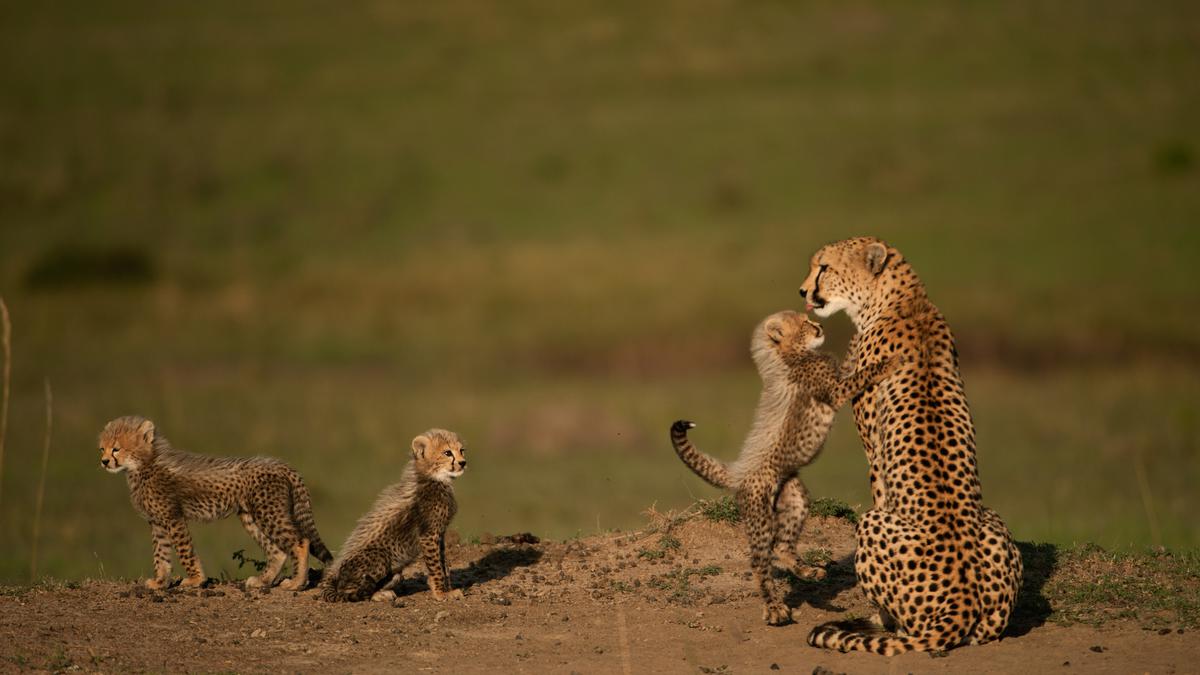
[798,288,808,299]
[101,458,110,467]
[458,460,467,469]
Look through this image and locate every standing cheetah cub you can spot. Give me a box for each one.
[671,311,898,625]
[319,428,467,602]
[98,416,332,590]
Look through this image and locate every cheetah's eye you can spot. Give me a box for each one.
[443,450,453,457]
[111,447,120,454]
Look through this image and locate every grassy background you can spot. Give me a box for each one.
[0,0,1197,581]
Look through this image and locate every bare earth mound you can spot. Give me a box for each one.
[1,508,1195,674]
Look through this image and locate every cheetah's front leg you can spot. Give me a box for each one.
[419,533,462,600]
[166,519,206,588]
[145,523,173,589]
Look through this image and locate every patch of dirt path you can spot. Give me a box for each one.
[0,516,1194,674]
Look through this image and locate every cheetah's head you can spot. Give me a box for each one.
[798,236,902,322]
[412,428,468,483]
[751,310,825,372]
[98,416,157,473]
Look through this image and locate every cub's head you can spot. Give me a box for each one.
[798,236,902,320]
[98,416,158,473]
[752,310,825,371]
[412,428,468,483]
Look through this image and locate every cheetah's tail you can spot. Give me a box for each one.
[286,470,334,565]
[807,614,970,656]
[669,420,733,489]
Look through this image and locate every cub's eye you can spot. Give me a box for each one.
[112,447,120,454]
[443,450,453,457]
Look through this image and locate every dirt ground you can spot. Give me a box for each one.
[0,515,1195,674]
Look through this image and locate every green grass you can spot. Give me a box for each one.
[1046,545,1200,628]
[0,1,1198,581]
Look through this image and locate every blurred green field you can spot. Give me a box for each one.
[0,1,1198,582]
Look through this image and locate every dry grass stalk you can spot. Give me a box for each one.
[30,378,52,583]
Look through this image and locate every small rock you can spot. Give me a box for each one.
[1062,661,1070,667]
[251,629,266,639]
[1089,645,1104,653]
[1159,628,1172,635]
[434,611,450,623]
[770,665,780,671]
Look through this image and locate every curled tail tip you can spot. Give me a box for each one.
[671,420,697,433]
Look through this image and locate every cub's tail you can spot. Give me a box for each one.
[285,468,334,565]
[807,615,969,656]
[669,420,733,489]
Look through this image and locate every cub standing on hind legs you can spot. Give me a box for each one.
[319,428,467,602]
[98,415,333,590]
[800,237,1023,655]
[670,310,899,625]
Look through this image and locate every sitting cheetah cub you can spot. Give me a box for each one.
[98,416,333,590]
[671,311,898,625]
[319,428,467,602]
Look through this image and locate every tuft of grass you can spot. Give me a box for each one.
[650,565,723,604]
[800,547,834,567]
[700,497,740,524]
[639,533,684,560]
[810,497,859,524]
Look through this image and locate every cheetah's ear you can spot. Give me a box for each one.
[764,319,785,345]
[137,419,155,443]
[865,242,889,276]
[411,434,430,459]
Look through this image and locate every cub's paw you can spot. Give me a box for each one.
[431,588,465,601]
[762,602,794,626]
[792,564,828,581]
[244,575,270,589]
[279,576,308,592]
[181,575,206,589]
[144,577,169,590]
[371,589,397,603]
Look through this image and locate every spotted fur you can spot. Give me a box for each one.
[319,428,467,603]
[671,310,898,625]
[800,237,1022,655]
[98,416,332,591]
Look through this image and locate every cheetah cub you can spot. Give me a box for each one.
[319,428,467,603]
[671,311,898,625]
[98,416,333,590]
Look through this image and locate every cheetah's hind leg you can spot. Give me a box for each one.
[771,477,826,581]
[238,511,287,588]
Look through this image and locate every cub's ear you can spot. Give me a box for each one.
[866,242,889,275]
[137,419,155,442]
[412,434,430,459]
[765,319,786,344]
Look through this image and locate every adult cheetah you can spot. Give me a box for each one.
[799,237,1022,655]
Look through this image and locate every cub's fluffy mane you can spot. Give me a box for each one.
[324,461,422,579]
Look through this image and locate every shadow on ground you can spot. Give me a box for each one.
[783,552,858,613]
[394,545,544,598]
[1008,541,1058,637]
